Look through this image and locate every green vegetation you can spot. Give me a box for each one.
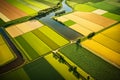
[24,0,49,10]
[23,58,64,80]
[102,12,120,21]
[14,36,40,60]
[74,4,97,12]
[59,43,120,80]
[88,1,120,15]
[32,29,59,50]
[64,20,76,26]
[39,26,69,46]
[6,0,37,15]
[0,68,30,80]
[0,18,5,26]
[22,32,51,55]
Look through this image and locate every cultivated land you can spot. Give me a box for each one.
[0,0,120,80]
[0,34,16,66]
[6,0,37,15]
[59,43,120,80]
[23,58,64,80]
[0,0,27,20]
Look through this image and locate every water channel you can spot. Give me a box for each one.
[38,0,83,40]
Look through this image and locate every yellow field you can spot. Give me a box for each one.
[70,24,92,36]
[0,35,16,66]
[101,23,120,42]
[93,34,120,54]
[44,53,94,80]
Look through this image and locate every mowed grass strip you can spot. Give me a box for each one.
[101,23,120,42]
[23,57,64,80]
[74,4,97,12]
[22,32,51,55]
[0,68,30,80]
[32,29,59,50]
[102,12,120,21]
[6,0,37,15]
[0,35,15,66]
[64,20,76,26]
[93,34,120,54]
[38,26,69,46]
[59,43,120,80]
[15,36,40,60]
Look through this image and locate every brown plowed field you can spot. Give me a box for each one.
[0,0,27,20]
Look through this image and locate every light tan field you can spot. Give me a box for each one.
[0,12,10,22]
[72,11,117,27]
[63,14,104,32]
[70,24,92,36]
[81,39,120,68]
[5,25,23,38]
[0,0,27,20]
[56,16,69,22]
[92,9,107,15]
[6,20,43,37]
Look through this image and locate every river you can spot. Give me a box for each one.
[38,0,83,40]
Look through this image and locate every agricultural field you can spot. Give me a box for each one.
[55,11,117,36]
[5,20,69,61]
[0,34,16,66]
[0,0,27,20]
[0,0,120,80]
[59,43,120,80]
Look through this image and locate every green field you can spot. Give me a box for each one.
[88,1,120,15]
[38,26,69,46]
[0,18,5,25]
[64,20,76,26]
[74,4,97,12]
[23,57,64,80]
[0,68,30,80]
[32,29,59,50]
[21,32,51,55]
[59,43,120,80]
[14,36,40,60]
[6,0,37,15]
[24,0,49,10]
[102,12,120,21]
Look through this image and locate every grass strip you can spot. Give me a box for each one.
[0,68,30,80]
[102,12,120,21]
[22,32,51,56]
[64,20,76,26]
[15,36,40,60]
[32,29,59,50]
[74,4,97,12]
[39,26,69,46]
[23,57,64,80]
